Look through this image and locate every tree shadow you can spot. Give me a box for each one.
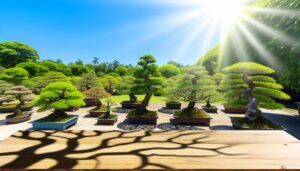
[264,112,300,140]
[117,119,157,130]
[210,125,235,130]
[157,121,206,130]
[0,130,243,169]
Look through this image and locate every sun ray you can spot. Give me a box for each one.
[244,6,300,17]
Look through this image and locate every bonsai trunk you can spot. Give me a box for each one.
[13,100,24,116]
[103,102,111,119]
[139,92,152,113]
[129,93,137,103]
[206,99,211,107]
[51,109,69,119]
[183,101,196,112]
[96,98,103,110]
[243,72,263,122]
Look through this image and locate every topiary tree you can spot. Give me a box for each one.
[77,73,102,91]
[83,87,111,110]
[159,64,181,78]
[4,86,34,116]
[0,67,29,84]
[168,66,219,113]
[221,62,291,121]
[133,55,163,113]
[33,82,85,118]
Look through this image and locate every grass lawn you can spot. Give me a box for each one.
[110,95,166,104]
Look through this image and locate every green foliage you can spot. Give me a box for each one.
[221,62,290,109]
[0,80,13,95]
[33,82,85,112]
[39,60,72,76]
[118,76,135,95]
[16,62,49,77]
[84,87,110,100]
[69,64,91,76]
[115,66,128,76]
[35,72,69,91]
[197,45,220,75]
[0,66,6,73]
[159,64,181,78]
[168,66,220,104]
[174,108,209,118]
[0,67,29,84]
[0,41,39,67]
[100,75,121,94]
[76,73,102,91]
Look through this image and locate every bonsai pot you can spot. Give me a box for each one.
[173,117,212,126]
[230,117,283,130]
[224,104,248,114]
[84,99,97,107]
[296,102,300,116]
[0,105,33,113]
[126,114,158,125]
[202,106,218,113]
[97,115,118,125]
[32,115,79,130]
[158,107,179,114]
[6,113,32,124]
[89,109,107,117]
[121,101,142,109]
[166,102,182,110]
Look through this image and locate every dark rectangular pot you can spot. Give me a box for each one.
[0,106,33,113]
[89,110,107,117]
[84,99,97,107]
[174,117,212,126]
[6,113,32,124]
[224,104,248,114]
[126,116,158,124]
[97,116,118,125]
[32,115,79,130]
[121,102,142,109]
[202,106,218,113]
[230,117,283,130]
[166,103,182,110]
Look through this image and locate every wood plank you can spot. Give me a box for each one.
[0,130,299,170]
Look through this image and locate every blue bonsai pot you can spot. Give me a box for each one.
[32,115,79,130]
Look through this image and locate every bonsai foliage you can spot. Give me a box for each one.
[221,62,290,121]
[0,67,29,84]
[118,76,137,103]
[159,64,181,78]
[164,77,181,104]
[0,80,13,96]
[77,73,102,91]
[4,86,34,116]
[33,82,85,118]
[83,87,111,110]
[169,66,219,112]
[133,55,163,112]
[102,98,117,119]
[35,72,69,91]
[100,75,121,94]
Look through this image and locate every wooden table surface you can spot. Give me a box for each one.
[0,130,299,170]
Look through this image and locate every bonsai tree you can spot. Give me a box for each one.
[221,62,290,121]
[33,82,85,119]
[4,86,34,117]
[118,76,137,103]
[168,66,218,115]
[35,72,69,92]
[102,98,117,119]
[100,75,121,94]
[83,87,111,110]
[77,73,102,91]
[0,80,13,96]
[132,55,163,113]
[0,67,29,84]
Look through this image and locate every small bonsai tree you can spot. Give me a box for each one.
[77,73,102,91]
[221,62,290,121]
[168,66,218,115]
[0,67,30,85]
[132,55,163,113]
[4,86,34,116]
[83,87,111,110]
[33,82,85,119]
[102,98,117,119]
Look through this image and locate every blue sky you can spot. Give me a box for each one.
[0,0,221,65]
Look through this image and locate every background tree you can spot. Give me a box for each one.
[33,82,85,118]
[69,64,90,76]
[35,72,69,92]
[39,60,72,76]
[159,64,181,78]
[0,80,13,96]
[0,41,39,67]
[168,66,218,112]
[21,77,42,93]
[0,67,29,84]
[115,66,128,76]
[167,60,184,68]
[118,76,137,103]
[16,62,49,77]
[221,62,290,120]
[83,87,110,110]
[4,86,34,116]
[197,45,220,75]
[133,55,163,112]
[100,75,121,94]
[0,66,6,73]
[77,73,102,91]
[92,57,99,65]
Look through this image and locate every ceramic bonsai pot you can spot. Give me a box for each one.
[84,99,97,107]
[89,109,107,117]
[230,117,283,130]
[126,115,158,124]
[97,115,118,125]
[224,104,248,114]
[166,102,182,110]
[6,113,32,124]
[32,115,79,130]
[173,117,212,126]
[202,106,218,113]
[121,101,142,109]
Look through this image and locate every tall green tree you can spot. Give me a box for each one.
[133,55,163,112]
[0,67,29,84]
[159,64,181,78]
[16,62,49,77]
[77,73,102,91]
[0,41,39,67]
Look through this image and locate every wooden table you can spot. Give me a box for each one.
[0,130,299,170]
